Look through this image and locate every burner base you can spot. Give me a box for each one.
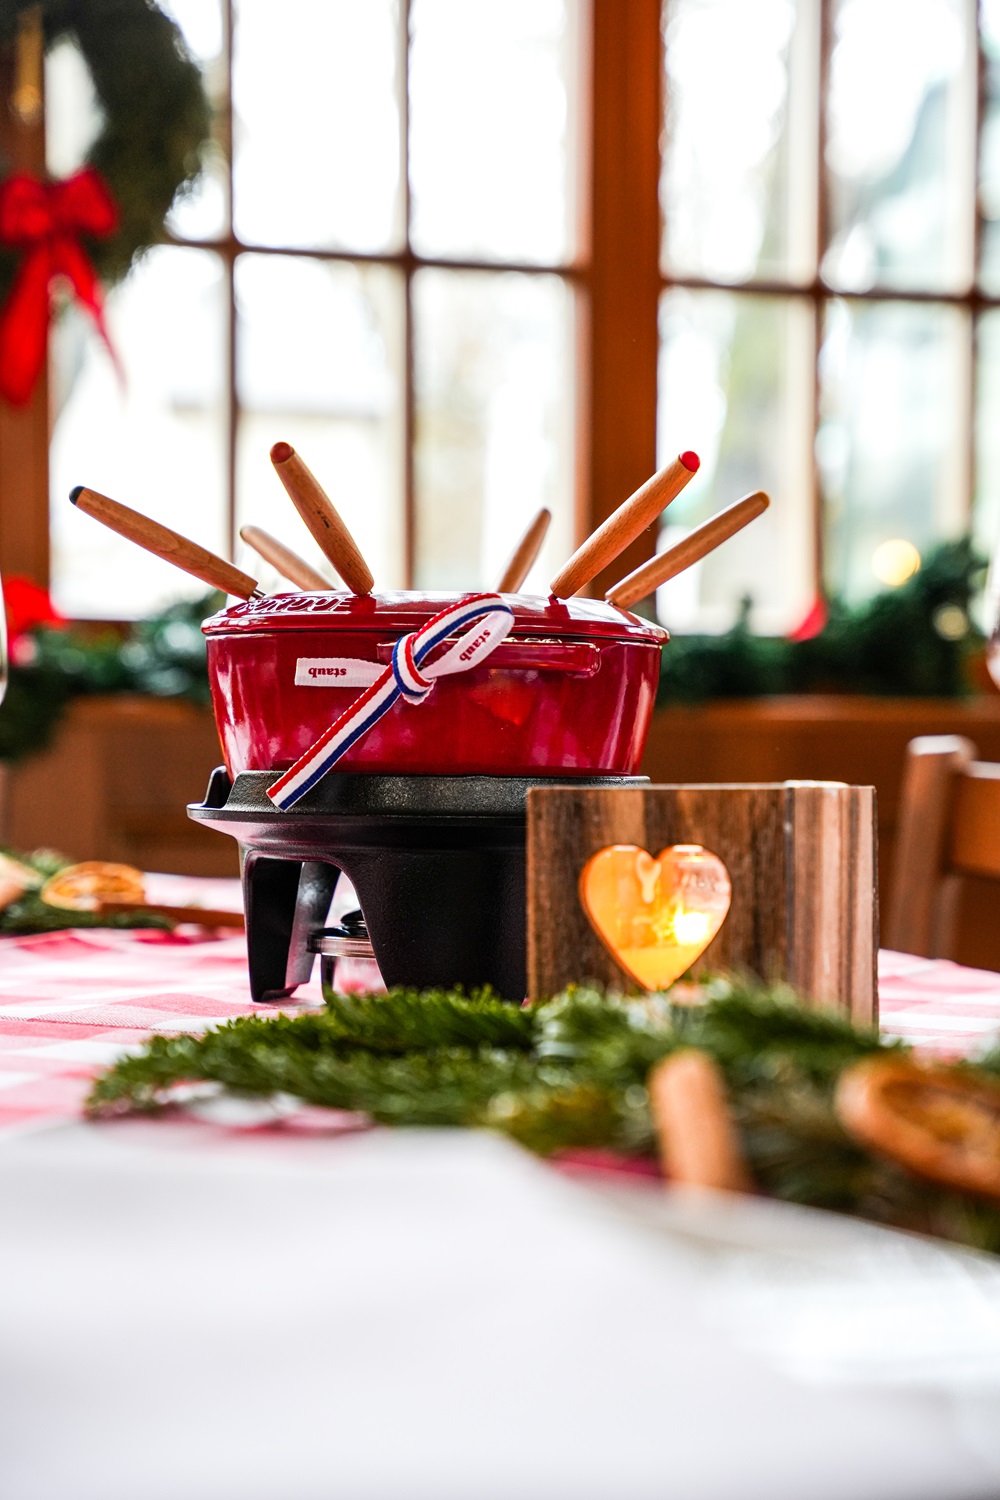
[189,769,646,1002]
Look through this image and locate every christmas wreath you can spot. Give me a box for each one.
[0,0,211,401]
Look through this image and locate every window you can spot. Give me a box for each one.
[23,1,992,636]
[47,0,582,616]
[657,0,1000,634]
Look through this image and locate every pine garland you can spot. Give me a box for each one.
[88,981,1000,1254]
[658,538,988,703]
[0,590,221,762]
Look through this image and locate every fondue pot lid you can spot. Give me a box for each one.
[202,590,668,644]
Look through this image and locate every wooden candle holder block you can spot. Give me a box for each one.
[526,781,878,1025]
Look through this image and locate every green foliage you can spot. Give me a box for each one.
[0,845,167,932]
[0,0,211,295]
[0,591,221,762]
[658,538,988,703]
[88,978,1000,1254]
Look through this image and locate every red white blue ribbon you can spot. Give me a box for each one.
[267,592,516,809]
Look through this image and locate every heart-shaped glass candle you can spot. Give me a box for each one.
[579,844,732,990]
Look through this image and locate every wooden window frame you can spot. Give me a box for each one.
[0,1,665,606]
[659,0,1000,601]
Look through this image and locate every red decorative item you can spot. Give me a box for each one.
[0,167,120,405]
[789,595,828,642]
[3,574,62,642]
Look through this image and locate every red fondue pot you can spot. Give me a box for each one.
[202,590,667,779]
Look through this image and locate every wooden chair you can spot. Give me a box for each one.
[886,734,1000,957]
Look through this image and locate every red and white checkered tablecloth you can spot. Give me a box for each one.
[0,882,998,1144]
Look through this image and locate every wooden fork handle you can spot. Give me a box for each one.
[270,443,374,595]
[550,452,699,598]
[70,487,261,600]
[495,507,551,592]
[240,525,333,591]
[606,491,770,610]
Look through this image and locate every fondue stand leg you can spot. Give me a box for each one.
[605,491,770,610]
[549,451,700,598]
[69,486,262,600]
[494,507,551,592]
[270,442,374,596]
[239,525,334,591]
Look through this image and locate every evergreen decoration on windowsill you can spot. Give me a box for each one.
[87,979,1000,1255]
[658,538,989,704]
[0,586,221,762]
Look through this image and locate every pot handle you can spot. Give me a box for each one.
[376,639,601,677]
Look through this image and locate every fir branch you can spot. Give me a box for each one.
[86,981,1000,1255]
[658,538,987,704]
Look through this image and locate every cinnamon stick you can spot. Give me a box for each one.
[648,1049,752,1193]
[95,900,245,928]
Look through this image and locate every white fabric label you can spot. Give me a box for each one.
[294,658,384,688]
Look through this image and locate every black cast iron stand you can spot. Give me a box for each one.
[188,768,644,1003]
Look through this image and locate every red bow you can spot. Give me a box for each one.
[0,167,121,405]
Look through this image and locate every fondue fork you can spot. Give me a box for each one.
[270,442,374,595]
[605,490,770,610]
[549,451,700,598]
[69,487,264,599]
[494,507,551,592]
[239,524,334,591]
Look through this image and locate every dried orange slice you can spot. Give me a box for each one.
[835,1056,1000,1201]
[40,861,145,912]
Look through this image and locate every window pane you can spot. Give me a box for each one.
[160,0,229,241]
[661,0,816,283]
[979,1,1000,293]
[656,289,815,633]
[409,0,575,265]
[413,269,574,592]
[232,0,402,252]
[235,255,405,590]
[818,299,968,603]
[824,0,975,293]
[975,311,1000,565]
[50,248,227,618]
[45,39,101,179]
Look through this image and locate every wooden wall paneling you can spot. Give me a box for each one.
[7,697,237,876]
[582,0,662,596]
[526,781,877,1023]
